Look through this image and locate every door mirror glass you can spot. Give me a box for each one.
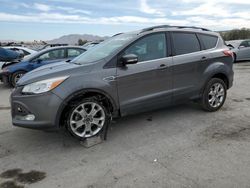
[32,58,42,63]
[36,58,42,64]
[239,46,245,49]
[121,54,138,65]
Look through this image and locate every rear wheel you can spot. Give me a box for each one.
[201,78,227,112]
[66,97,110,140]
[11,71,26,87]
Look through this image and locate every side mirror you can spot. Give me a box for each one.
[120,54,138,65]
[36,58,42,64]
[239,46,245,49]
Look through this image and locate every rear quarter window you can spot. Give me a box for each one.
[172,32,201,55]
[198,34,218,50]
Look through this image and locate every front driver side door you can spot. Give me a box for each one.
[31,48,66,69]
[116,33,173,116]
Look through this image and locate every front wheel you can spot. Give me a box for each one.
[11,71,26,87]
[201,78,227,112]
[66,98,110,140]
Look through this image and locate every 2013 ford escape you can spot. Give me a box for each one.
[11,25,234,140]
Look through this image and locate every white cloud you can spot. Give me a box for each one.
[139,0,165,16]
[34,3,51,12]
[1,0,250,32]
[181,0,250,4]
[172,2,230,17]
[18,2,91,15]
[0,12,188,25]
[56,6,91,15]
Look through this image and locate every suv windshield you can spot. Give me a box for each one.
[72,34,136,65]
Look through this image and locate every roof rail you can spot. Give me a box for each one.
[140,25,211,33]
[112,33,123,37]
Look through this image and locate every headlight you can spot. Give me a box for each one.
[22,76,68,94]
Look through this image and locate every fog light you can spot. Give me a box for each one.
[16,114,35,121]
[25,114,35,121]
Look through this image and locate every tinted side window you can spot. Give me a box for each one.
[240,41,250,47]
[123,33,167,62]
[198,34,218,49]
[172,32,200,55]
[38,49,65,61]
[68,49,84,58]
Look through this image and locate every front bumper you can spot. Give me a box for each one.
[0,72,10,83]
[11,86,63,130]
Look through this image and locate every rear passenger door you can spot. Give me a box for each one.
[171,32,206,101]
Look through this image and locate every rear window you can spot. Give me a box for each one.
[198,34,218,49]
[172,32,201,55]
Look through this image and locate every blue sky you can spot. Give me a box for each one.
[0,0,249,41]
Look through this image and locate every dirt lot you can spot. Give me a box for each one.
[0,62,250,188]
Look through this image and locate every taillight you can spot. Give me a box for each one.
[223,50,233,57]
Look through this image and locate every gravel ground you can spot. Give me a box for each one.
[0,62,250,188]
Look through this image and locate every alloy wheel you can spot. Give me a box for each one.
[208,83,225,108]
[69,102,105,138]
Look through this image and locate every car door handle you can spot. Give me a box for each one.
[103,76,117,82]
[201,56,207,61]
[158,64,168,70]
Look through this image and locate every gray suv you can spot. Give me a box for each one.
[11,25,234,140]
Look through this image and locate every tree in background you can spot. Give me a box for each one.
[78,39,88,46]
[220,28,250,41]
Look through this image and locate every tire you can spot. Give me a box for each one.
[233,53,237,63]
[201,78,227,112]
[66,97,110,140]
[11,71,26,87]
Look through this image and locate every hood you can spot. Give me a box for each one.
[0,47,20,61]
[17,61,94,86]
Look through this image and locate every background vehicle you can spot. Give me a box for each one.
[0,47,22,82]
[226,39,250,62]
[1,46,86,86]
[82,41,102,50]
[39,44,69,51]
[3,46,36,57]
[11,25,234,140]
[0,47,21,62]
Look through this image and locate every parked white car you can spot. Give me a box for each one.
[226,40,250,62]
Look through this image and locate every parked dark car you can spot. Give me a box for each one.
[4,46,37,57]
[0,47,21,62]
[11,25,234,140]
[0,47,23,77]
[0,46,86,86]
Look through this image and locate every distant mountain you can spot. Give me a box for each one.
[47,34,109,45]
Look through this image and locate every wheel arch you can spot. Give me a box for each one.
[56,88,119,128]
[210,72,229,89]
[198,71,230,100]
[9,70,27,85]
